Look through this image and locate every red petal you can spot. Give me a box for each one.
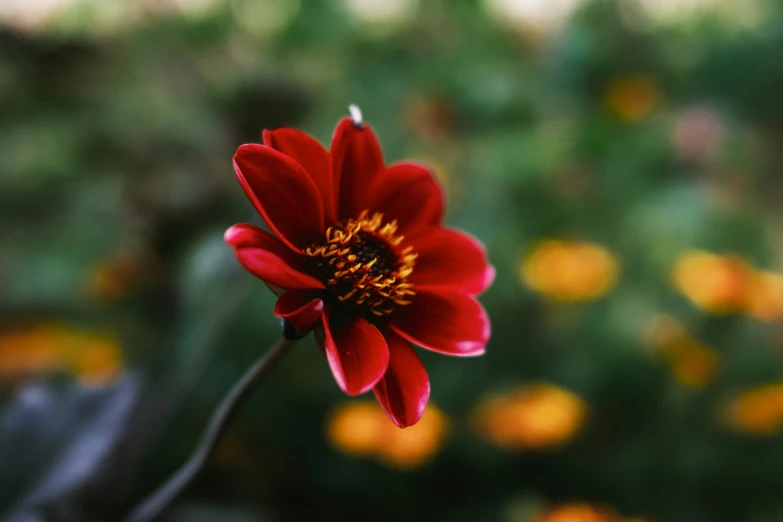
[224,224,324,290]
[366,161,444,238]
[274,290,324,331]
[373,331,430,428]
[331,117,385,221]
[263,128,336,225]
[322,307,389,396]
[408,228,495,295]
[390,288,489,357]
[233,144,325,252]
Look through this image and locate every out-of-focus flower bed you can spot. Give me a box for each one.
[2,1,783,521]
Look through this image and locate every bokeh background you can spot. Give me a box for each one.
[2,0,783,521]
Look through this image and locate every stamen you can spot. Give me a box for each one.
[306,210,417,317]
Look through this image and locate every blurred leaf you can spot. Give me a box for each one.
[163,504,265,522]
[0,377,141,521]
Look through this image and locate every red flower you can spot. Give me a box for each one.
[225,108,493,427]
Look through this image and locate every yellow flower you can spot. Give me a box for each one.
[672,250,783,320]
[644,314,718,388]
[725,383,783,436]
[521,240,619,302]
[745,271,783,322]
[473,383,587,450]
[605,75,660,122]
[0,323,123,385]
[534,503,617,522]
[671,250,752,314]
[326,401,448,468]
[63,335,123,385]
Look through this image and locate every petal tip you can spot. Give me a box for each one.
[483,265,497,292]
[322,313,390,397]
[223,223,258,248]
[463,344,487,357]
[274,291,325,331]
[233,143,261,162]
[223,225,240,245]
[395,386,431,428]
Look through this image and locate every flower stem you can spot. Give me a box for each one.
[122,336,297,522]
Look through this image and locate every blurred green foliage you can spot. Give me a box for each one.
[2,0,783,521]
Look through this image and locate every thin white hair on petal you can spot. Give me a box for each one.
[348,104,363,127]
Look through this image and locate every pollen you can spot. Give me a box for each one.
[306,211,417,317]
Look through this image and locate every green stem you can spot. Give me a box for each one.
[123,336,297,522]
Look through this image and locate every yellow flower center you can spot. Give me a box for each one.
[306,211,417,317]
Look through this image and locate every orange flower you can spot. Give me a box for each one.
[725,383,783,436]
[746,271,783,322]
[474,383,586,450]
[671,251,752,314]
[326,401,448,468]
[533,503,652,522]
[534,503,617,522]
[88,248,155,302]
[327,402,387,456]
[644,314,718,388]
[0,323,123,385]
[667,340,718,388]
[605,76,660,122]
[376,406,448,468]
[521,240,619,302]
[672,251,783,321]
[89,260,135,302]
[0,325,66,379]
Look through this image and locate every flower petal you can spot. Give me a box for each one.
[331,117,385,221]
[373,331,430,428]
[224,224,324,290]
[274,290,324,331]
[408,228,495,295]
[366,161,444,237]
[233,144,325,251]
[263,128,335,225]
[322,307,389,396]
[390,288,489,357]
